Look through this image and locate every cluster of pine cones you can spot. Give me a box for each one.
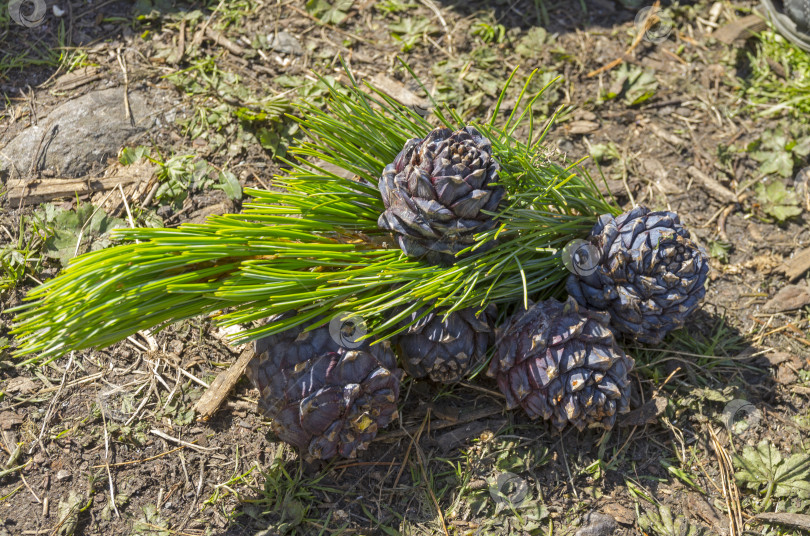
[246,127,710,460]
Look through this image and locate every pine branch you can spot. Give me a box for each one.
[11,65,618,363]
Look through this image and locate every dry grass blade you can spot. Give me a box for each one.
[708,425,743,536]
[151,429,218,452]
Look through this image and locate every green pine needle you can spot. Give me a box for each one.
[10,63,618,364]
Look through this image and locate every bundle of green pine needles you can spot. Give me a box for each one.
[11,66,617,364]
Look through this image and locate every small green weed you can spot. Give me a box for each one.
[637,503,708,536]
[743,29,810,116]
[755,179,803,222]
[376,0,417,13]
[708,239,732,263]
[734,440,810,512]
[37,202,126,268]
[120,146,242,207]
[133,503,169,536]
[603,64,658,106]
[165,58,292,158]
[0,212,51,291]
[389,16,439,52]
[471,18,506,45]
[306,0,354,25]
[747,127,810,178]
[240,453,334,535]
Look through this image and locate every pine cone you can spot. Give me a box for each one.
[488,298,634,430]
[378,126,505,265]
[566,206,710,344]
[246,319,401,460]
[394,304,497,383]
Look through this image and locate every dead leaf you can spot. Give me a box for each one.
[777,364,798,385]
[766,352,792,366]
[681,492,728,533]
[619,396,667,427]
[763,284,810,313]
[0,411,24,430]
[711,14,768,44]
[4,376,38,395]
[782,248,810,283]
[600,502,634,525]
[369,73,429,111]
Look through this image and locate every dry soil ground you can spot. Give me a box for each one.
[1,1,810,535]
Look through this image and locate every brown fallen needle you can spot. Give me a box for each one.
[587,0,662,78]
[193,346,254,420]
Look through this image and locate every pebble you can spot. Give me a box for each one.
[55,470,72,481]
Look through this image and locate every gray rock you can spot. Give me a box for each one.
[575,512,618,536]
[0,87,157,180]
[268,31,303,55]
[55,469,72,481]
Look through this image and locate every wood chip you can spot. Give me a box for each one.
[7,175,142,207]
[203,26,247,56]
[686,166,738,204]
[710,14,768,44]
[782,248,810,283]
[763,284,810,313]
[752,512,810,532]
[193,346,254,421]
[53,66,101,92]
[566,120,600,135]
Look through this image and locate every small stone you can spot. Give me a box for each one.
[56,470,72,481]
[168,340,185,355]
[0,87,162,179]
[268,31,303,55]
[575,512,618,536]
